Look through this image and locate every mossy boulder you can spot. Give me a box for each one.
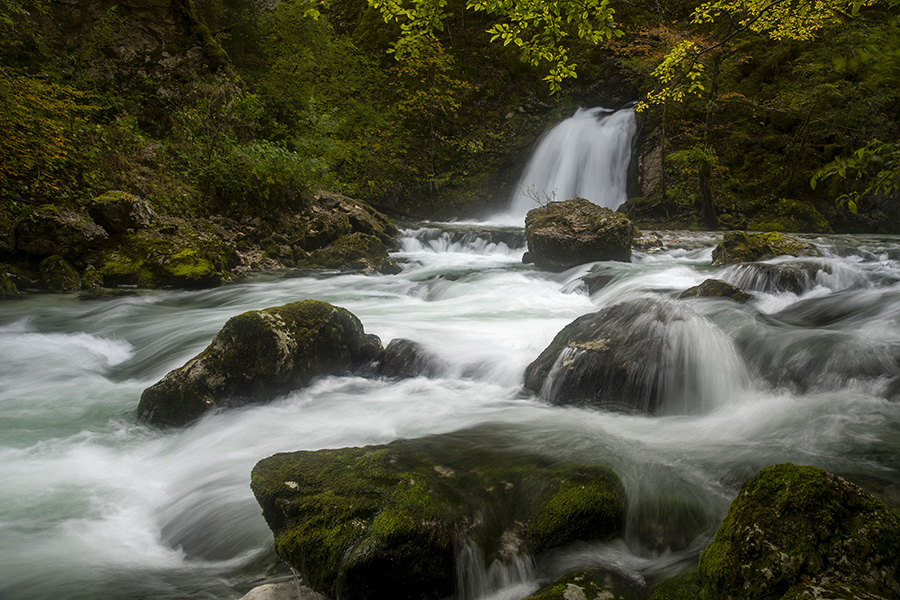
[302,232,400,274]
[698,463,900,600]
[88,190,155,234]
[679,278,751,303]
[138,300,383,426]
[97,218,235,289]
[646,570,701,600]
[15,205,108,258]
[524,198,637,271]
[38,255,80,292]
[524,297,736,414]
[711,231,821,266]
[0,266,18,297]
[250,425,624,600]
[525,569,643,600]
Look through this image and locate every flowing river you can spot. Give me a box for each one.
[2,225,900,600]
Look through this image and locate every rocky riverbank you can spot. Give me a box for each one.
[0,190,400,297]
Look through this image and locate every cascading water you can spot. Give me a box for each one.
[495,107,636,225]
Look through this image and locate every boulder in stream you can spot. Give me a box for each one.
[138,300,383,426]
[678,278,751,303]
[698,463,900,600]
[379,338,443,379]
[524,297,747,414]
[711,231,821,266]
[250,425,624,600]
[524,198,637,271]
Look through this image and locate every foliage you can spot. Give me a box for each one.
[812,140,900,213]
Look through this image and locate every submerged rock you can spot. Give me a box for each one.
[698,463,900,600]
[250,425,624,600]
[678,278,751,303]
[524,198,637,271]
[711,231,821,266]
[138,300,382,426]
[721,261,824,295]
[524,297,747,414]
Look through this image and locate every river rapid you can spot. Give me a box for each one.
[2,226,900,600]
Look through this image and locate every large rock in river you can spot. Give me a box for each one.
[138,300,382,426]
[524,297,748,414]
[698,463,900,600]
[524,198,637,271]
[16,205,108,258]
[251,425,624,600]
[711,231,821,266]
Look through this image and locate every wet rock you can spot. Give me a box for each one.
[525,569,644,600]
[524,198,637,271]
[646,570,701,600]
[678,278,751,302]
[721,261,823,295]
[138,300,383,426]
[88,190,155,234]
[711,231,821,266]
[302,232,400,274]
[380,338,442,379]
[525,297,744,414]
[579,264,621,294]
[0,266,18,297]
[239,581,325,600]
[251,424,624,600]
[38,255,80,292]
[16,205,108,258]
[698,463,900,600]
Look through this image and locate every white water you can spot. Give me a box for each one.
[495,107,636,225]
[2,228,900,600]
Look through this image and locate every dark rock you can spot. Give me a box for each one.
[525,569,644,600]
[380,338,442,379]
[579,264,621,294]
[251,424,624,600]
[303,232,400,274]
[88,190,155,233]
[524,198,637,271]
[16,205,108,258]
[524,297,741,414]
[679,278,751,302]
[138,300,383,426]
[39,255,80,292]
[721,261,823,295]
[314,190,400,247]
[0,266,18,297]
[711,231,821,266]
[698,463,900,600]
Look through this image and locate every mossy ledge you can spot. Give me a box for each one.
[137,300,382,427]
[250,424,625,600]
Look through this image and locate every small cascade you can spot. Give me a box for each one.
[456,540,538,600]
[496,107,636,225]
[400,225,526,255]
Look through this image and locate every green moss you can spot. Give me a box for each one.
[0,269,18,297]
[39,255,81,292]
[527,477,624,553]
[525,569,643,600]
[698,463,900,600]
[711,231,821,266]
[647,570,701,600]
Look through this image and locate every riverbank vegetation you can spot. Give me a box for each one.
[1,0,898,232]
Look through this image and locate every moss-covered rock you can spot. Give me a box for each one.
[97,218,234,289]
[0,266,18,297]
[524,198,638,271]
[678,278,751,303]
[698,463,900,600]
[138,300,383,426]
[38,255,80,292]
[250,425,625,600]
[647,570,701,600]
[15,205,108,258]
[525,569,643,600]
[88,190,155,234]
[302,232,400,274]
[711,231,821,266]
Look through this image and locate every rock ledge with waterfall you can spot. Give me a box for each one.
[138,300,382,426]
[251,424,624,600]
[523,198,637,271]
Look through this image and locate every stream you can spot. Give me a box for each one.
[2,225,900,599]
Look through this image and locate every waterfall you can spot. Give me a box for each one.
[496,107,636,225]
